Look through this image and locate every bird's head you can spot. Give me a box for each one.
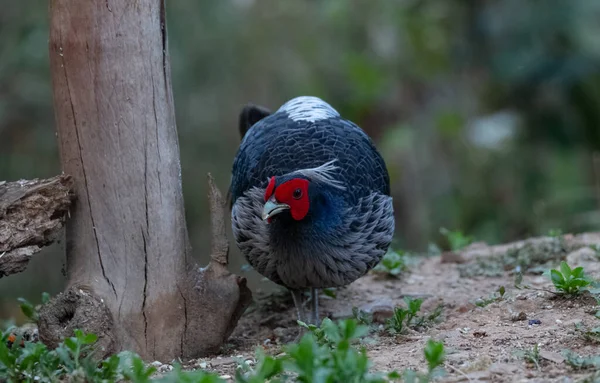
[262,176,309,222]
[261,160,346,224]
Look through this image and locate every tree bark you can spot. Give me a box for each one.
[0,175,74,278]
[40,0,252,361]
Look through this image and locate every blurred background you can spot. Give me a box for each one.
[1,0,599,322]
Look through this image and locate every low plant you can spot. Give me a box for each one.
[2,295,445,382]
[402,339,446,383]
[372,249,407,278]
[547,228,563,238]
[475,286,506,308]
[575,323,600,344]
[515,344,541,370]
[297,317,369,348]
[547,261,592,295]
[17,292,50,323]
[352,307,374,326]
[563,349,600,370]
[387,297,422,335]
[440,228,473,251]
[240,318,398,382]
[386,297,443,335]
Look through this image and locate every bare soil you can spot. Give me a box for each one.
[185,232,600,382]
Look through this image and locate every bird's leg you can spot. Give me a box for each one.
[291,289,307,342]
[310,287,320,325]
[291,289,307,323]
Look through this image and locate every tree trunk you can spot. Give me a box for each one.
[39,0,252,361]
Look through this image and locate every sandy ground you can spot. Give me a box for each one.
[180,232,600,382]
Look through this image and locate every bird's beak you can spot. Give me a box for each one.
[262,198,290,221]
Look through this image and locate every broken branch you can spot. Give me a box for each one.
[0,174,74,278]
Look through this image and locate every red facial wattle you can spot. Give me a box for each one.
[274,178,310,220]
[264,176,276,202]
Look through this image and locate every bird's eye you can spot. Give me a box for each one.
[293,188,303,200]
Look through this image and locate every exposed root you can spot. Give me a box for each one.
[38,287,115,359]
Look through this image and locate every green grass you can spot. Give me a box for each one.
[2,306,447,383]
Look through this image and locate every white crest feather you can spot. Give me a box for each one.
[296,160,346,190]
[277,96,340,122]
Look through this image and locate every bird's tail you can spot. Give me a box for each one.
[238,103,271,139]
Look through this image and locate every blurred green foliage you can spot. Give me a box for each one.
[1,0,600,318]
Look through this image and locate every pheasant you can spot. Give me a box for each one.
[230,96,394,326]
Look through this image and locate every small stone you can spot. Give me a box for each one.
[219,375,232,380]
[566,247,598,263]
[511,311,527,321]
[473,331,487,338]
[528,319,541,326]
[158,364,173,373]
[150,361,162,367]
[540,350,564,364]
[199,362,208,369]
[516,294,527,300]
[210,357,237,367]
[490,362,518,375]
[457,303,476,313]
[359,299,394,324]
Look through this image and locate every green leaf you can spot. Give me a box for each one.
[322,288,337,299]
[498,286,506,297]
[82,333,98,345]
[387,370,402,379]
[559,261,572,279]
[571,267,585,279]
[17,298,38,322]
[0,339,16,369]
[550,269,565,287]
[405,297,423,315]
[255,354,282,379]
[570,279,591,288]
[424,340,445,372]
[63,338,77,352]
[322,318,342,344]
[41,292,51,304]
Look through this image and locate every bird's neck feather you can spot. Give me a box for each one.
[269,186,344,251]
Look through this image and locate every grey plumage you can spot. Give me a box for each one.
[230,96,394,326]
[232,185,394,289]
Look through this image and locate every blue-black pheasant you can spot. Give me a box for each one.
[229,96,395,326]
